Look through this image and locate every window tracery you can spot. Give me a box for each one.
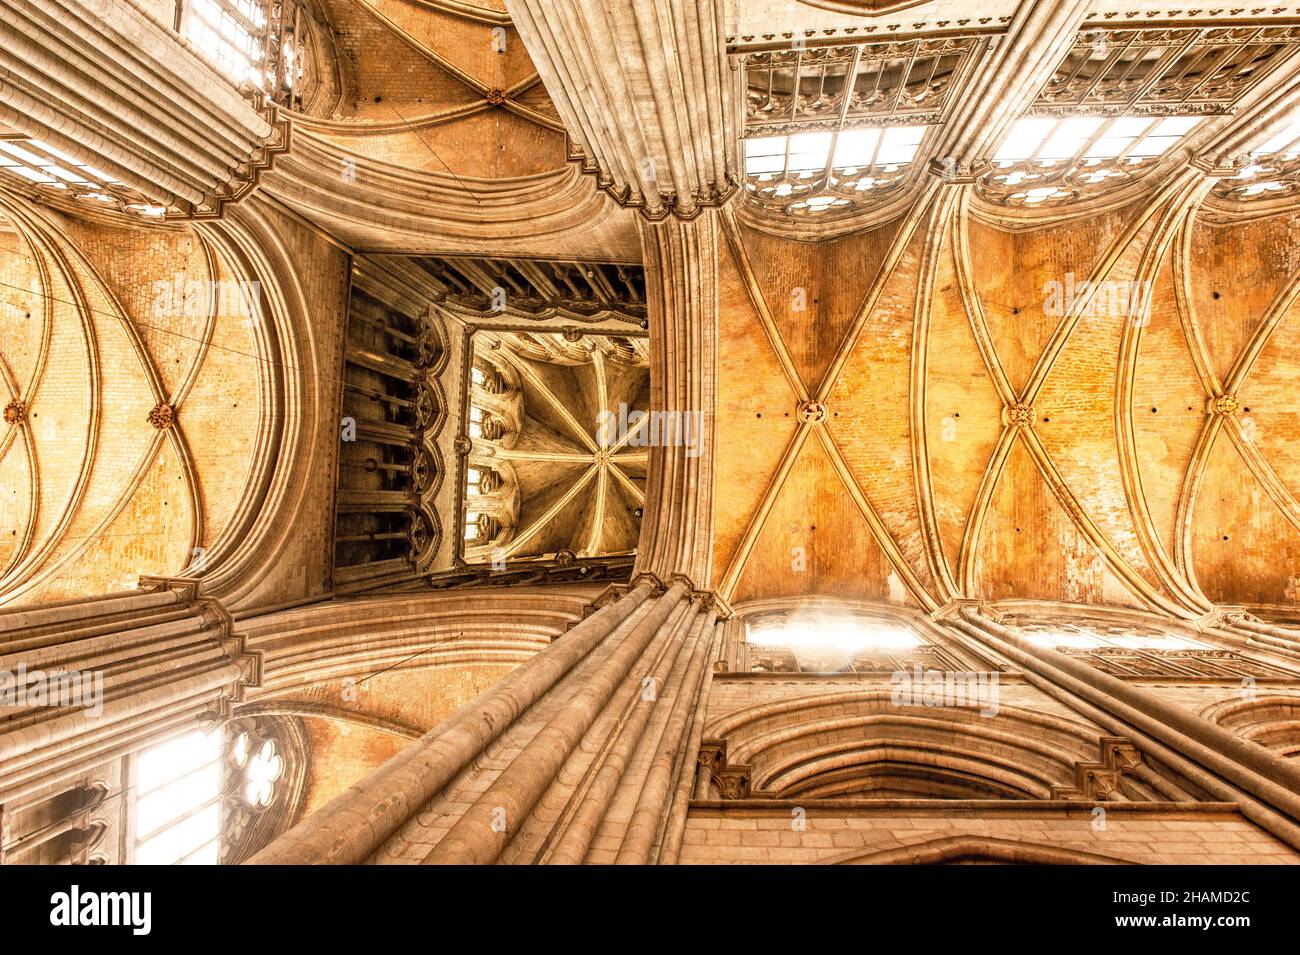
[744,125,929,217]
[743,611,962,674]
[0,136,168,219]
[977,26,1300,209]
[128,718,305,865]
[181,0,318,110]
[737,37,983,219]
[1212,113,1300,203]
[978,114,1203,206]
[1037,27,1300,117]
[463,511,502,545]
[1015,621,1293,679]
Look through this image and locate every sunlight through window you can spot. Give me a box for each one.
[133,728,223,865]
[747,614,921,652]
[992,114,1202,164]
[745,126,927,178]
[1023,629,1202,651]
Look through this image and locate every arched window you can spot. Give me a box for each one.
[1013,620,1295,679]
[744,125,929,216]
[131,727,225,865]
[180,0,316,108]
[743,609,949,673]
[736,37,985,219]
[980,115,1203,206]
[1214,112,1300,201]
[129,718,302,864]
[0,139,168,218]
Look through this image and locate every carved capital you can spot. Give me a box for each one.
[929,156,988,184]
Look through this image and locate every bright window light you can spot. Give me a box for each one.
[747,613,922,653]
[786,132,832,173]
[1039,116,1104,160]
[832,128,880,168]
[993,114,1202,165]
[744,125,928,178]
[183,0,265,86]
[1152,116,1203,137]
[133,728,223,865]
[0,140,118,188]
[1128,135,1179,157]
[744,136,787,175]
[876,125,926,165]
[1256,116,1300,157]
[1023,186,1069,203]
[242,739,283,807]
[993,117,1055,161]
[0,138,169,217]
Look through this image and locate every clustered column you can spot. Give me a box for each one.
[0,578,253,807]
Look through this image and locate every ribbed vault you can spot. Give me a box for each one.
[0,195,295,606]
[711,181,1300,618]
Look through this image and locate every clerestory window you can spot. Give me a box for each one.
[181,0,314,108]
[130,724,287,865]
[980,114,1203,206]
[743,610,953,674]
[1215,113,1300,201]
[0,138,168,218]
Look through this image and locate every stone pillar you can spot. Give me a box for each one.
[0,577,256,806]
[509,0,737,219]
[0,0,283,215]
[953,607,1300,849]
[422,578,695,864]
[635,210,718,586]
[248,578,659,863]
[249,575,726,864]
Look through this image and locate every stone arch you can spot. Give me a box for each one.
[1201,695,1300,758]
[830,835,1136,865]
[704,692,1116,800]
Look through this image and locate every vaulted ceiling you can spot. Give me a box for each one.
[297,0,565,175]
[711,180,1300,617]
[463,330,650,564]
[0,199,296,606]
